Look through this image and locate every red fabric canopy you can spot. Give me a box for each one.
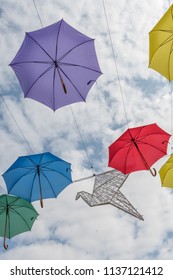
[108,123,171,175]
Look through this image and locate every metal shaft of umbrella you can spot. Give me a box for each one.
[56,63,67,94]
[132,139,157,176]
[37,165,43,208]
[3,203,8,250]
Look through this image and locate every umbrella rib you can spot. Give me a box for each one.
[39,170,57,197]
[58,39,94,62]
[0,208,6,214]
[59,62,102,74]
[124,143,134,174]
[10,61,52,66]
[25,64,54,97]
[38,159,63,167]
[149,32,173,64]
[136,139,167,155]
[7,170,36,193]
[41,166,72,182]
[38,153,45,166]
[126,125,146,141]
[56,66,85,101]
[26,33,54,62]
[55,18,62,61]
[161,165,173,184]
[8,197,20,207]
[168,41,173,80]
[151,29,173,34]
[29,172,37,202]
[25,156,38,167]
[8,207,33,232]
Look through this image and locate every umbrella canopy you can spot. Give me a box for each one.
[149,4,173,80]
[159,154,173,188]
[2,152,72,208]
[9,19,102,111]
[108,123,171,176]
[0,194,38,249]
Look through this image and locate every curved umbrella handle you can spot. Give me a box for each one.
[3,236,8,250]
[149,167,157,177]
[57,67,67,93]
[62,83,67,94]
[40,198,43,208]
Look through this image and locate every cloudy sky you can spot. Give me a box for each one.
[1,0,173,260]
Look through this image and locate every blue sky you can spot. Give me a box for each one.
[1,0,173,259]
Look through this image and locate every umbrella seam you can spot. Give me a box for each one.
[29,172,37,202]
[58,62,102,74]
[160,164,173,184]
[7,170,36,193]
[41,166,72,182]
[149,32,173,65]
[25,64,54,98]
[8,208,35,234]
[39,169,57,198]
[26,33,54,62]
[55,18,62,61]
[58,39,94,62]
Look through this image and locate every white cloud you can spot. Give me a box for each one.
[0,0,173,261]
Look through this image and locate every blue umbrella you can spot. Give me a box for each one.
[2,152,72,208]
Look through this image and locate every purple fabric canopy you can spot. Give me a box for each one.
[10,19,102,111]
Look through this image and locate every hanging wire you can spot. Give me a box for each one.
[33,0,44,27]
[32,0,95,176]
[0,95,34,154]
[69,106,95,175]
[101,0,129,129]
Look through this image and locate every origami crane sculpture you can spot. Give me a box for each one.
[76,170,144,221]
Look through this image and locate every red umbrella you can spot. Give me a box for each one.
[108,123,171,176]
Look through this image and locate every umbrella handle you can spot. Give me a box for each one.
[62,82,67,94]
[57,67,67,93]
[149,167,157,177]
[40,198,43,208]
[3,236,8,250]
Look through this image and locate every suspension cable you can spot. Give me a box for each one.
[0,95,34,154]
[33,0,44,27]
[69,106,95,175]
[101,0,129,129]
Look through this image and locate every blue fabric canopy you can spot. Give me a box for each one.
[2,152,72,207]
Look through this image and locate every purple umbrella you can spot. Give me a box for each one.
[10,19,102,111]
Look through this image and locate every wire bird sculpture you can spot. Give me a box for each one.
[76,170,144,221]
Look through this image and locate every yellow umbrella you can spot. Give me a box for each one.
[159,154,173,188]
[149,5,173,80]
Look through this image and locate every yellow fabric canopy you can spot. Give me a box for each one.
[149,5,173,80]
[159,154,173,188]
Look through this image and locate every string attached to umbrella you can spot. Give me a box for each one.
[33,0,43,27]
[32,0,95,178]
[101,0,129,129]
[0,95,34,154]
